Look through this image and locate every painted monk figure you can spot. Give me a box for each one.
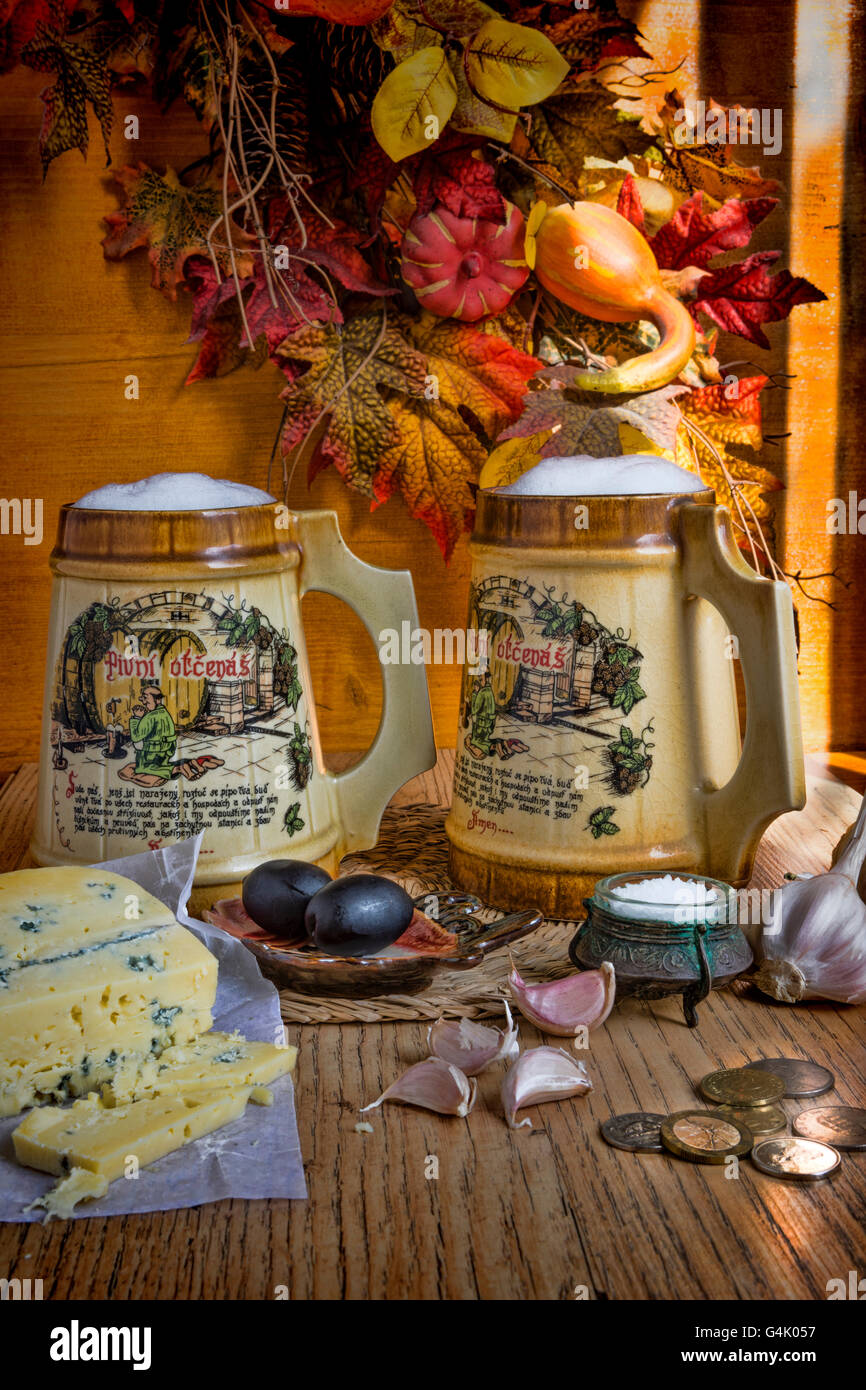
[119,685,177,786]
[467,669,496,759]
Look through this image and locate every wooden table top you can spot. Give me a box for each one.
[0,753,864,1301]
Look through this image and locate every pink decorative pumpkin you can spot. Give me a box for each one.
[401,202,529,322]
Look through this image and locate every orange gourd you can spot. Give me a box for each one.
[525,201,696,394]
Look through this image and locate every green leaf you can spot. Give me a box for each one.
[620,725,633,744]
[601,821,620,835]
[465,19,569,112]
[371,46,458,162]
[630,682,646,702]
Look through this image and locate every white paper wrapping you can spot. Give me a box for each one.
[0,835,307,1221]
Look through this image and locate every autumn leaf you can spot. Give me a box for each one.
[649,192,778,270]
[508,2,649,77]
[1,0,76,74]
[264,199,393,297]
[22,1,113,173]
[615,172,644,231]
[524,81,651,173]
[500,376,687,457]
[675,377,782,535]
[413,147,506,221]
[184,255,336,383]
[447,47,517,142]
[478,427,554,488]
[372,396,485,560]
[102,164,254,299]
[276,313,428,493]
[464,18,569,111]
[399,313,541,438]
[688,250,827,349]
[371,45,458,161]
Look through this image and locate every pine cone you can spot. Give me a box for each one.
[305,20,392,127]
[243,49,309,182]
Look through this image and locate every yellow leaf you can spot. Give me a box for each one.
[465,19,570,111]
[447,51,517,142]
[616,423,671,460]
[371,47,458,162]
[374,397,485,560]
[479,430,554,489]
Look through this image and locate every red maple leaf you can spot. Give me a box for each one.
[650,192,778,270]
[264,198,393,296]
[615,173,644,232]
[184,255,338,382]
[689,250,827,349]
[348,123,486,222]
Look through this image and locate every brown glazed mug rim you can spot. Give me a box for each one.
[473,486,717,547]
[51,500,298,570]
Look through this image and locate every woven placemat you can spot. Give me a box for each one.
[277,801,575,1023]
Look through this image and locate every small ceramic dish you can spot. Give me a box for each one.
[203,891,544,998]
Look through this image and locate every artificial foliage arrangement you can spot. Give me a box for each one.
[1,0,827,561]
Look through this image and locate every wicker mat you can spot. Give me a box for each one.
[278,800,575,1023]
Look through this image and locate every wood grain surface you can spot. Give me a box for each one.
[1,2,865,772]
[0,751,863,1301]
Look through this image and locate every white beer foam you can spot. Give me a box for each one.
[73,472,276,511]
[493,454,706,497]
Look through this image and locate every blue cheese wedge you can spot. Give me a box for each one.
[14,1088,256,1215]
[0,867,217,1117]
[102,1031,297,1104]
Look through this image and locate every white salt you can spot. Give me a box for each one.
[608,874,726,924]
[73,472,276,511]
[494,454,705,497]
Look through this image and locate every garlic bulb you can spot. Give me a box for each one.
[501,1047,592,1130]
[508,962,615,1036]
[754,791,866,1004]
[428,1004,519,1075]
[361,1058,477,1117]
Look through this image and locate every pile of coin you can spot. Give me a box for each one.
[600,1056,865,1182]
[699,1065,787,1137]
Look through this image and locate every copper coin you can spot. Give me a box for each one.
[601,1112,666,1153]
[752,1136,841,1181]
[793,1106,866,1150]
[745,1058,834,1098]
[715,1103,787,1136]
[699,1067,785,1106]
[661,1110,753,1164]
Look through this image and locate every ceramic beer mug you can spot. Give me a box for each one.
[32,485,436,910]
[445,458,805,917]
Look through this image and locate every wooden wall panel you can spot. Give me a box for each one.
[0,2,864,773]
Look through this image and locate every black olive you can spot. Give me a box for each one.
[304,874,414,957]
[242,859,332,938]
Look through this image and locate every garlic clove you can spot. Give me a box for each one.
[501,1047,592,1130]
[361,1058,477,1117]
[508,961,616,1035]
[754,792,866,1005]
[427,1002,519,1075]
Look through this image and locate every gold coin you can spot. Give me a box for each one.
[715,1103,787,1136]
[699,1067,785,1106]
[661,1109,753,1164]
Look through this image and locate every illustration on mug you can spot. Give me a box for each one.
[47,589,310,847]
[456,575,655,836]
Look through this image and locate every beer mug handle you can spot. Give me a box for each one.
[680,503,806,882]
[295,510,436,855]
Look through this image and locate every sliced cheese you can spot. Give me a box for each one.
[0,866,217,1117]
[25,1168,109,1222]
[14,1088,252,1194]
[102,1031,297,1104]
